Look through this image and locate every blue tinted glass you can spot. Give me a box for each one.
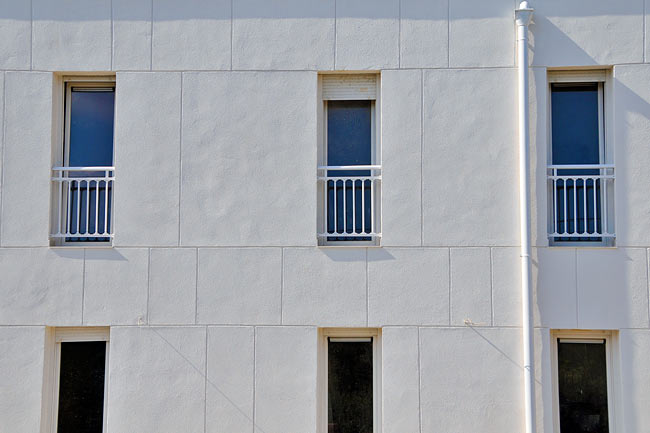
[327,100,371,171]
[551,84,600,165]
[69,89,115,167]
[326,101,373,241]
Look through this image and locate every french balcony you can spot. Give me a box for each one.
[51,167,114,242]
[318,165,381,242]
[548,164,614,242]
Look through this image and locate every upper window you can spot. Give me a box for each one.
[547,72,614,244]
[47,328,110,433]
[66,86,115,168]
[551,83,601,167]
[318,75,381,245]
[51,80,115,245]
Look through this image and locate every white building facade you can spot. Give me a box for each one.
[1,1,649,432]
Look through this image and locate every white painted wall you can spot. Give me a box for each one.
[1,1,649,432]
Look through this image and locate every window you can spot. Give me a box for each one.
[47,328,110,433]
[319,329,381,433]
[318,74,381,245]
[547,71,614,244]
[51,78,115,245]
[552,331,617,433]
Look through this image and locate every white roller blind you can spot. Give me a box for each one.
[548,70,606,83]
[322,74,377,100]
[56,327,110,342]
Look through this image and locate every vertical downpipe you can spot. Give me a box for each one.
[515,2,535,433]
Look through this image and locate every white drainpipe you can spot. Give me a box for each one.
[515,2,535,433]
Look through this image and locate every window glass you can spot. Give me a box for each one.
[328,339,373,433]
[64,86,114,242]
[327,100,371,176]
[557,340,609,433]
[57,341,107,433]
[68,88,115,167]
[550,83,603,241]
[551,83,600,166]
[326,101,373,240]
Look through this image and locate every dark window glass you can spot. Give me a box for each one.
[57,341,107,433]
[551,84,602,242]
[326,101,372,241]
[327,100,371,172]
[68,88,115,168]
[551,83,600,167]
[328,339,373,433]
[557,340,609,433]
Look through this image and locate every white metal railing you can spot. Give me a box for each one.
[318,165,381,240]
[548,164,614,240]
[51,167,115,240]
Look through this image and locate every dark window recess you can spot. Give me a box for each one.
[328,339,373,433]
[326,100,372,241]
[557,340,609,433]
[57,341,107,433]
[551,83,602,242]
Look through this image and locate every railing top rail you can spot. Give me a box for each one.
[317,165,382,170]
[52,166,115,171]
[547,164,615,170]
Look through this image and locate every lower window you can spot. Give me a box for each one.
[320,329,381,433]
[48,328,110,433]
[553,331,615,433]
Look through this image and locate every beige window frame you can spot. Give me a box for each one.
[44,327,110,433]
[317,73,382,247]
[546,70,615,247]
[550,329,620,433]
[51,75,116,247]
[317,328,382,433]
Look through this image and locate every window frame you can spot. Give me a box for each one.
[317,73,382,247]
[51,76,116,247]
[318,328,382,433]
[547,70,614,247]
[550,330,620,433]
[46,327,110,433]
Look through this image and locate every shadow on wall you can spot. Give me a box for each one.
[533,247,646,329]
[320,247,395,263]
[2,0,643,22]
[528,17,598,66]
[149,327,267,433]
[53,248,128,261]
[466,323,543,386]
[612,76,650,245]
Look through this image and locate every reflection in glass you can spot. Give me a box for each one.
[558,340,609,433]
[326,100,372,241]
[551,84,602,242]
[65,87,114,242]
[69,89,115,168]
